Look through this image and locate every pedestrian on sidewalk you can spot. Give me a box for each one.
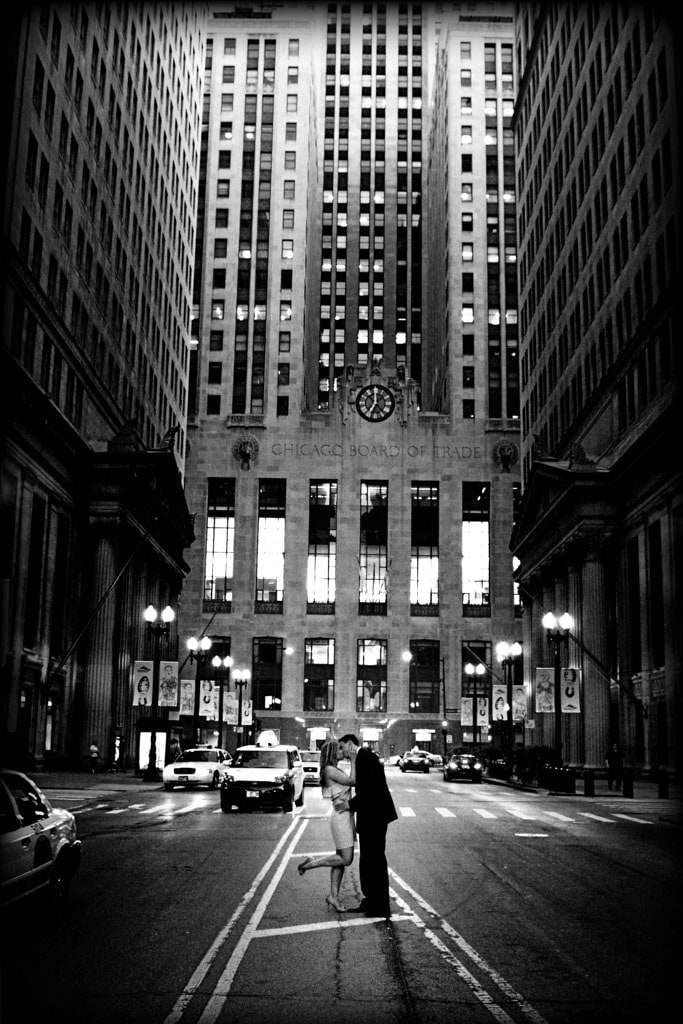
[89,741,100,774]
[339,734,397,919]
[605,742,624,791]
[297,739,357,912]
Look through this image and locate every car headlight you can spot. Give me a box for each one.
[272,774,288,784]
[225,774,235,784]
[474,762,482,769]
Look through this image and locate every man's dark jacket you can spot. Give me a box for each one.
[350,748,398,831]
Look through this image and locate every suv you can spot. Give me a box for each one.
[221,740,305,812]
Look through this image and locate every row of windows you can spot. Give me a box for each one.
[202,479,510,619]
[195,636,509,716]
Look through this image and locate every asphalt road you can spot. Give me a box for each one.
[2,769,681,1024]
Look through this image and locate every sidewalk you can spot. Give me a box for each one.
[484,771,682,804]
[30,768,161,794]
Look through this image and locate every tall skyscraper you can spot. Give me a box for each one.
[181,2,522,760]
[1,4,204,768]
[511,3,681,773]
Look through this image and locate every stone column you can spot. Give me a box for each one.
[580,536,612,767]
[81,524,119,762]
[566,545,583,766]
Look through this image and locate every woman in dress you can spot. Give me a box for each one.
[298,738,356,912]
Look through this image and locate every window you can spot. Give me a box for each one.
[206,394,221,415]
[356,639,387,712]
[252,637,283,710]
[212,300,224,320]
[204,479,235,603]
[284,151,296,170]
[411,483,439,609]
[282,209,294,229]
[214,239,227,258]
[256,480,286,607]
[287,94,298,112]
[282,238,294,260]
[216,209,229,228]
[307,480,337,607]
[287,66,299,84]
[462,483,490,610]
[285,123,297,141]
[283,180,295,200]
[408,640,440,712]
[304,639,335,711]
[359,482,388,611]
[217,181,230,198]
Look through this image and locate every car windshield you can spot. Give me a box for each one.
[179,750,220,763]
[233,750,288,769]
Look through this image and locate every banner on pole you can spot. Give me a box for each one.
[560,668,581,713]
[179,679,195,716]
[535,667,555,713]
[158,662,179,706]
[491,684,507,720]
[133,662,153,706]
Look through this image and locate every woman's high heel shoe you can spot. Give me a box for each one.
[326,895,345,912]
[298,858,311,876]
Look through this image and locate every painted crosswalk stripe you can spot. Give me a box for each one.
[141,804,174,815]
[505,808,537,820]
[106,808,128,814]
[473,808,496,819]
[578,812,615,822]
[434,807,456,818]
[613,813,653,825]
[400,807,416,817]
[545,811,575,822]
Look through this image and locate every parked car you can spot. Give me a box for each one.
[300,750,321,785]
[0,769,82,907]
[443,750,483,783]
[162,747,231,790]
[398,750,431,773]
[221,739,305,812]
[427,752,444,767]
[386,754,402,766]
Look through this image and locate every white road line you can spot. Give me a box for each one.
[400,807,416,817]
[544,811,575,822]
[140,803,174,815]
[514,833,549,838]
[253,914,415,939]
[163,816,304,1024]
[389,872,549,1024]
[504,808,537,820]
[173,800,208,815]
[435,807,456,817]
[473,808,497,819]
[430,788,443,794]
[405,788,417,793]
[129,804,146,809]
[578,812,615,822]
[613,813,653,824]
[196,821,308,1024]
[105,808,128,815]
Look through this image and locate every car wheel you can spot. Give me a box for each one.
[164,783,173,791]
[295,786,304,808]
[281,786,294,812]
[209,772,219,790]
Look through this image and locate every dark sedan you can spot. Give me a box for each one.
[443,751,483,783]
[398,750,431,773]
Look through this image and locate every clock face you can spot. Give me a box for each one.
[355,384,395,422]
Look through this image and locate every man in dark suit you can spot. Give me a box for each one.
[339,734,398,918]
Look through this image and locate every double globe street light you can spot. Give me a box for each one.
[464,661,487,747]
[495,641,522,753]
[187,635,212,745]
[211,654,234,750]
[541,612,574,765]
[142,604,175,782]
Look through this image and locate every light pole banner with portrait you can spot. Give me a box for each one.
[491,684,507,721]
[223,691,237,725]
[158,661,179,707]
[535,667,555,712]
[133,662,153,706]
[512,685,527,722]
[460,697,473,726]
[199,679,219,718]
[560,668,581,713]
[241,698,253,725]
[179,679,195,716]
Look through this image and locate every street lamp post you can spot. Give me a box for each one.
[464,661,486,747]
[441,658,448,758]
[233,669,251,746]
[495,641,522,753]
[211,654,233,750]
[187,635,212,745]
[143,604,175,782]
[542,612,574,765]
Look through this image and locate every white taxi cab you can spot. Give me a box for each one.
[220,732,304,812]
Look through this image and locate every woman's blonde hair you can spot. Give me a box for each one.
[318,738,339,788]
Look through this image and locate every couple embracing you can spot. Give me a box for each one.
[298,734,398,918]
